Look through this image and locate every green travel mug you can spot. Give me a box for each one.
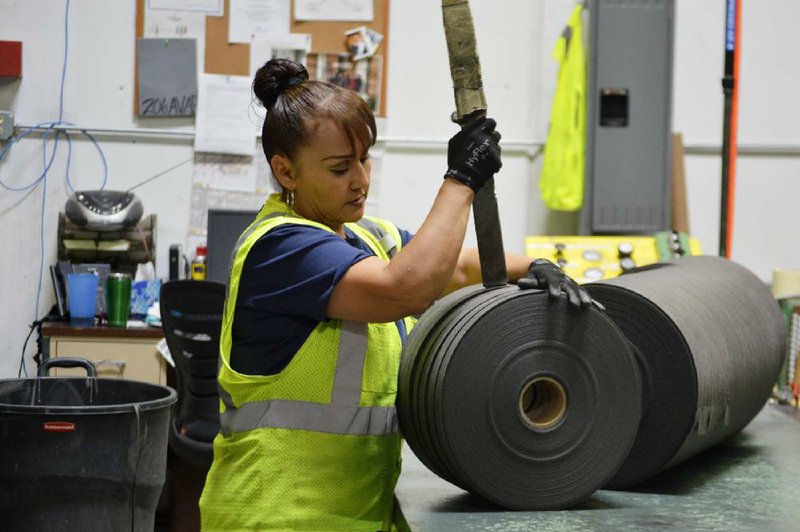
[106,272,132,327]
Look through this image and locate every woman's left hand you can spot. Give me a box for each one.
[517,258,598,310]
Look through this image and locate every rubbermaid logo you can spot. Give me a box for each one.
[43,422,76,432]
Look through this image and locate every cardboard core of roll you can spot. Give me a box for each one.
[519,377,567,430]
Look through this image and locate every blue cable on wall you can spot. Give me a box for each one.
[0,0,109,377]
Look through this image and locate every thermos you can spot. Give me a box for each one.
[105,273,132,328]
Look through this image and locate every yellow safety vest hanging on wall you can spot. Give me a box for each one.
[200,193,413,531]
[539,4,586,211]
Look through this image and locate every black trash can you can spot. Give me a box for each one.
[0,358,177,532]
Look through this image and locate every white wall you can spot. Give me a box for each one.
[0,0,196,378]
[1,0,798,377]
[674,0,800,277]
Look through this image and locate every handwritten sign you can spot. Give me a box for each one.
[137,38,198,117]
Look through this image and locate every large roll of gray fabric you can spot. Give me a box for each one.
[586,256,785,488]
[398,285,642,510]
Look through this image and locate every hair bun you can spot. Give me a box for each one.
[253,58,310,109]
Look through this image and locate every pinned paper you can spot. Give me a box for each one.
[249,33,311,78]
[295,0,372,21]
[193,153,257,193]
[137,38,198,117]
[144,9,207,39]
[194,74,257,156]
[249,34,311,133]
[229,0,291,43]
[147,0,223,16]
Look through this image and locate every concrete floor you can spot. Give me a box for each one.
[395,404,800,531]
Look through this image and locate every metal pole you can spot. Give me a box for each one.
[719,0,740,257]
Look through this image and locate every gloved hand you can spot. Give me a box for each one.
[517,258,600,310]
[444,116,502,192]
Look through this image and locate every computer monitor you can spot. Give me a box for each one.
[206,209,259,283]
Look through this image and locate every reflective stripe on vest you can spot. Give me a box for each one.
[218,316,397,437]
[332,320,368,404]
[220,400,397,436]
[356,218,399,258]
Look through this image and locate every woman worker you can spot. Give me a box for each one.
[199,58,591,531]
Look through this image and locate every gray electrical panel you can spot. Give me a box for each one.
[581,0,674,234]
[0,111,13,140]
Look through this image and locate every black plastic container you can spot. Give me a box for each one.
[0,358,177,531]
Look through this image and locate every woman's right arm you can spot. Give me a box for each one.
[327,117,502,323]
[327,179,474,322]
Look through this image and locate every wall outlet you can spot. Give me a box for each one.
[0,110,14,140]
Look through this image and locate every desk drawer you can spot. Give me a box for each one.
[49,337,166,385]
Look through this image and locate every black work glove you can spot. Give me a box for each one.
[517,258,600,310]
[444,117,502,192]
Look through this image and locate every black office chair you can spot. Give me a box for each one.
[160,280,226,467]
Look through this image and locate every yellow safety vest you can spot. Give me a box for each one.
[539,4,586,211]
[200,194,413,531]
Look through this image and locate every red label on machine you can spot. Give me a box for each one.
[43,422,76,432]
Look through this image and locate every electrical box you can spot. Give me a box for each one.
[582,0,674,234]
[0,111,14,140]
[0,41,22,79]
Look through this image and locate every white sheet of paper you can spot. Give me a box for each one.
[193,153,257,193]
[249,41,272,136]
[249,33,311,78]
[254,151,276,194]
[259,33,312,52]
[147,0,223,15]
[229,0,291,43]
[187,185,264,247]
[144,9,207,39]
[295,0,373,21]
[249,34,311,134]
[249,42,274,81]
[195,74,257,156]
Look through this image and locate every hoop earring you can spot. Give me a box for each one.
[284,188,294,207]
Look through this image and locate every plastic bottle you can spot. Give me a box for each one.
[191,246,207,280]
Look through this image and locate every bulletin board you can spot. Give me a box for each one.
[135,0,391,116]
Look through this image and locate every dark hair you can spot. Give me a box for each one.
[253,58,377,203]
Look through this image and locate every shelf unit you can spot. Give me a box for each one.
[57,213,157,275]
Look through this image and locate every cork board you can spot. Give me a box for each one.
[135,0,390,116]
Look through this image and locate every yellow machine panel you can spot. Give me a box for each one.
[525,233,701,284]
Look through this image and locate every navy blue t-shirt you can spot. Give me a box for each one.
[230,223,414,376]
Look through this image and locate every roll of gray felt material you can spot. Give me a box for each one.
[398,285,643,510]
[586,256,785,488]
